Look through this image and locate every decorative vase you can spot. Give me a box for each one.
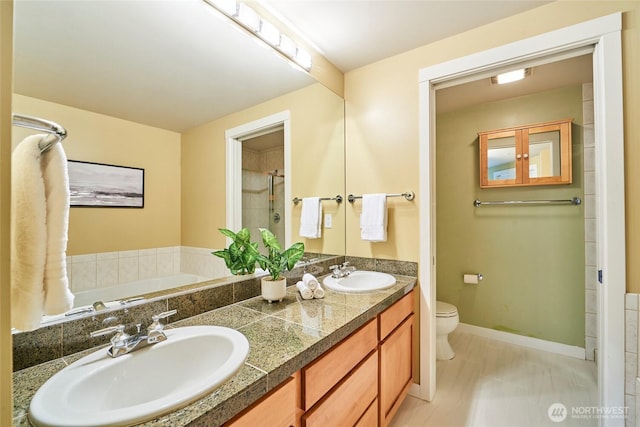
[261,276,287,303]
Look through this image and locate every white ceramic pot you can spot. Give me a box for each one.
[261,277,287,303]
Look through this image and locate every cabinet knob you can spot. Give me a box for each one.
[523,153,529,159]
[516,154,522,159]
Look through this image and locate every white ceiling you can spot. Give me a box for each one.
[261,0,552,72]
[14,0,558,133]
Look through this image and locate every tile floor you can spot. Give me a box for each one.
[391,331,601,427]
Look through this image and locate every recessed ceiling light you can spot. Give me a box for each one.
[491,68,532,84]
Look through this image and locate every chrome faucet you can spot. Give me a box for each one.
[90,309,177,358]
[329,261,356,278]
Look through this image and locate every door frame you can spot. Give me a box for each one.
[415,13,625,422]
[225,111,292,246]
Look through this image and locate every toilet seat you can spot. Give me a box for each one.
[436,301,458,318]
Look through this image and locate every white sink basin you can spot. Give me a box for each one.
[29,325,249,427]
[323,270,397,293]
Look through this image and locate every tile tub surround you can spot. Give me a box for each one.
[12,255,346,372]
[12,275,417,427]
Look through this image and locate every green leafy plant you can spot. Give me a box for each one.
[211,228,260,275]
[256,228,305,281]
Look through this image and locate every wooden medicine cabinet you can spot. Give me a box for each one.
[478,118,573,188]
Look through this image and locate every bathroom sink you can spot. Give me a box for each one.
[29,325,249,427]
[323,270,397,293]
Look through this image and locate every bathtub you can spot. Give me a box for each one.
[72,273,209,307]
[38,273,209,326]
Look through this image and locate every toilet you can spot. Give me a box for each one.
[436,300,459,360]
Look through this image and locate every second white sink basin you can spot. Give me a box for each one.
[29,325,249,427]
[323,270,397,293]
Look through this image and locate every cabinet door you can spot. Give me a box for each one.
[523,121,572,185]
[479,129,521,187]
[379,314,414,427]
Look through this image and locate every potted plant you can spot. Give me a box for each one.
[256,228,305,302]
[211,228,260,275]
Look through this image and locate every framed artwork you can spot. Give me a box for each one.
[68,160,144,208]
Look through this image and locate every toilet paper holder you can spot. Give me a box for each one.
[463,273,483,284]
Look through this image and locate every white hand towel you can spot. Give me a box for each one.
[312,284,325,299]
[299,197,322,239]
[41,143,74,315]
[296,281,313,300]
[360,193,387,242]
[302,273,319,291]
[11,135,74,332]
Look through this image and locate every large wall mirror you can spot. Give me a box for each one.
[11,0,345,326]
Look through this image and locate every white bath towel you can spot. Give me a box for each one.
[296,281,313,300]
[11,135,74,331]
[299,197,322,239]
[302,273,319,291]
[312,284,325,299]
[360,193,387,242]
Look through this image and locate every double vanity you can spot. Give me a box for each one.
[13,259,416,427]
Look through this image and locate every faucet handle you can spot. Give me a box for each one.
[342,261,351,267]
[148,309,177,331]
[90,324,126,338]
[147,310,176,343]
[151,309,177,323]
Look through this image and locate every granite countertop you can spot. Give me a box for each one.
[13,274,416,427]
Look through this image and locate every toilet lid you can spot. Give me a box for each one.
[436,301,457,316]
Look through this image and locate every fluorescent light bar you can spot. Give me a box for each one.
[201,0,312,72]
[491,68,532,84]
[237,3,260,32]
[294,48,312,70]
[258,20,280,46]
[278,34,297,58]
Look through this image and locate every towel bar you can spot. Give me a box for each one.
[12,114,68,153]
[293,195,343,205]
[348,191,415,203]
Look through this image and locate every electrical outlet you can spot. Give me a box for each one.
[324,214,332,228]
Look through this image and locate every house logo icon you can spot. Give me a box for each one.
[548,403,568,422]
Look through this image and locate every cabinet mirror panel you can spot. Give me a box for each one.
[527,129,561,179]
[487,135,517,181]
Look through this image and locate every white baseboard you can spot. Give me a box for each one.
[457,323,586,360]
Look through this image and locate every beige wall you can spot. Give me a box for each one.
[436,86,585,346]
[12,95,181,255]
[181,82,345,255]
[1,2,12,424]
[345,1,640,293]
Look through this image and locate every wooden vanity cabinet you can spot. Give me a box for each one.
[479,118,573,188]
[378,291,415,427]
[226,290,415,427]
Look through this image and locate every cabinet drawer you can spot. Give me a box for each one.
[303,319,377,409]
[303,350,378,427]
[226,375,297,427]
[355,398,378,427]
[379,290,414,341]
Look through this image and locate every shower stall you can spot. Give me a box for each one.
[242,168,285,247]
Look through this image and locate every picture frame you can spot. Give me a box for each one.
[68,160,144,208]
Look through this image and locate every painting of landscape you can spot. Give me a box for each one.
[68,160,144,208]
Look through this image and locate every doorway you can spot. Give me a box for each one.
[415,13,625,422]
[225,111,292,247]
[241,128,286,246]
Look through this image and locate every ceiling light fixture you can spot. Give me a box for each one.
[236,3,260,32]
[202,0,312,71]
[491,68,532,84]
